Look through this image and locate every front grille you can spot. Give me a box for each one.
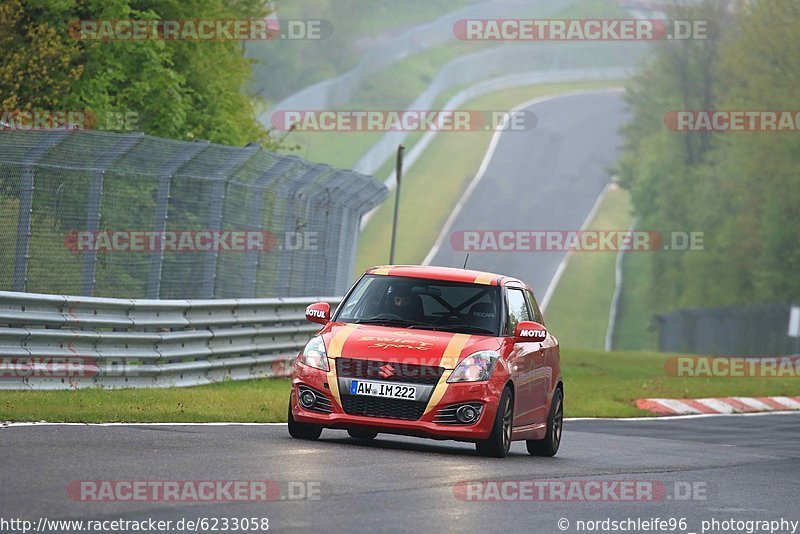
[341,395,428,421]
[336,358,443,386]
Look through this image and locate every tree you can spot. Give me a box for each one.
[617,0,800,310]
[1,0,275,147]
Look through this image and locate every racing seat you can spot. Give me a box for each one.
[468,302,497,332]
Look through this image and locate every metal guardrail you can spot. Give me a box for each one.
[0,291,340,390]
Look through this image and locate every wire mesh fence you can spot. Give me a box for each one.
[0,129,387,299]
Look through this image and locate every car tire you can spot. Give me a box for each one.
[475,387,513,458]
[347,429,378,440]
[287,400,323,440]
[526,387,563,457]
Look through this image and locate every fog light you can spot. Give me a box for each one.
[299,389,317,408]
[456,404,479,423]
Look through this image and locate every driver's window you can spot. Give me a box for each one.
[505,288,531,335]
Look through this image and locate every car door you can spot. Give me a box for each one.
[524,289,555,425]
[505,287,546,428]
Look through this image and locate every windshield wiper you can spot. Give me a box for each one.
[354,318,426,327]
[424,324,496,335]
[352,319,494,335]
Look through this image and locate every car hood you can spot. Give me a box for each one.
[320,322,501,369]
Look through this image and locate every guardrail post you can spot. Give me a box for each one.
[242,158,298,297]
[12,131,71,292]
[199,144,260,299]
[147,141,209,299]
[80,134,144,296]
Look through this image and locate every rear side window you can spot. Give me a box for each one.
[505,288,531,335]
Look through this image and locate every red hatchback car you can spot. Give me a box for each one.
[288,265,563,458]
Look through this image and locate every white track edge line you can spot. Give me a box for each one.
[3,410,799,428]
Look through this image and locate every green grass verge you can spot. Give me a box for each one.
[544,186,633,350]
[354,80,625,275]
[564,348,799,417]
[613,248,659,351]
[541,180,658,353]
[0,379,291,423]
[2,348,797,422]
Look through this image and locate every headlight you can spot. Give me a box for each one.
[447,351,499,383]
[297,335,329,371]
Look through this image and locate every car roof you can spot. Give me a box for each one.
[364,265,526,288]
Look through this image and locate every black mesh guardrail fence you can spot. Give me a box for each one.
[655,303,800,357]
[0,129,388,299]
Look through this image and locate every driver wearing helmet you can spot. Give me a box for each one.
[386,285,422,321]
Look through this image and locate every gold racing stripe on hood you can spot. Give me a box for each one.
[326,323,359,406]
[423,334,471,415]
[439,333,471,369]
[424,370,453,415]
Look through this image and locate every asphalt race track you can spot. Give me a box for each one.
[2,413,798,533]
[427,90,629,303]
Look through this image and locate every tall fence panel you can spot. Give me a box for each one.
[655,303,800,356]
[0,130,388,299]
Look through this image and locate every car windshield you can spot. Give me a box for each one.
[335,275,502,336]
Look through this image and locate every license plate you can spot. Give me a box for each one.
[350,380,417,401]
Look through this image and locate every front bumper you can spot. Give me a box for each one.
[291,361,503,441]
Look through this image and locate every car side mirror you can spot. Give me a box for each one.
[515,321,547,341]
[305,302,331,325]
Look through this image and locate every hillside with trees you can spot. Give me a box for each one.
[617,0,800,312]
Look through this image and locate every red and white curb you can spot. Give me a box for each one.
[636,396,800,415]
